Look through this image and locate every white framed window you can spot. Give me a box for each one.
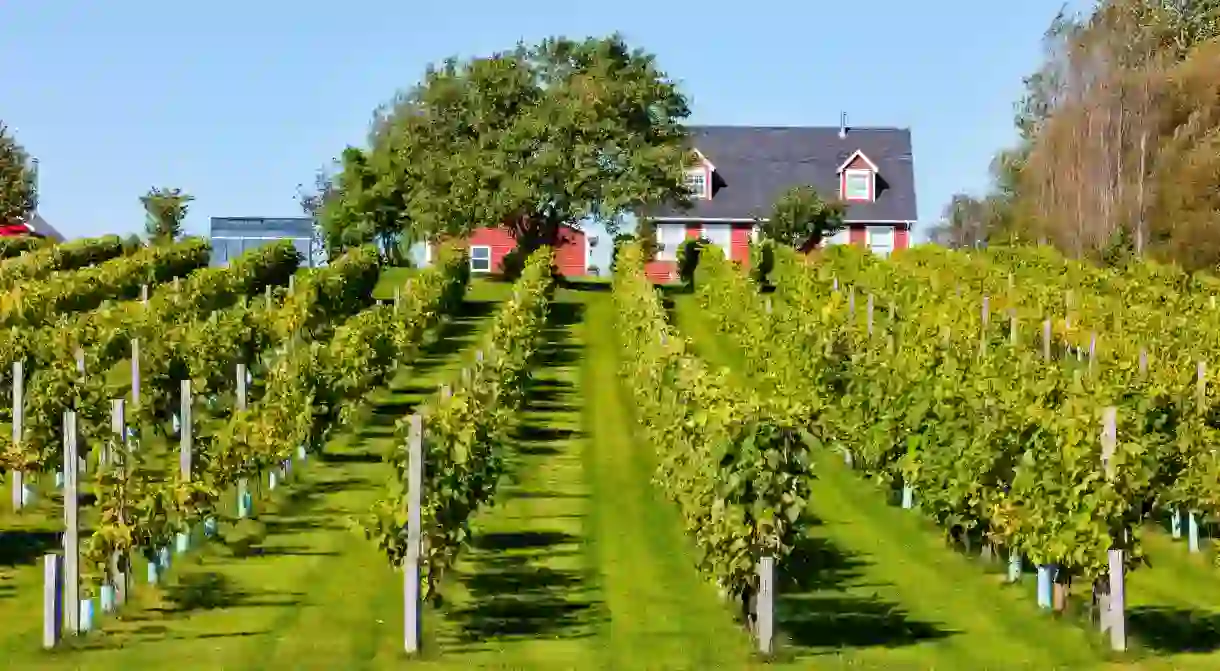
[824,227,851,247]
[843,169,872,201]
[685,169,708,199]
[867,226,895,256]
[470,245,492,273]
[702,223,732,260]
[655,223,685,261]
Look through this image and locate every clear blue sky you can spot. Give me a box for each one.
[1,0,1085,249]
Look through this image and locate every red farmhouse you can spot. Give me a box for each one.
[640,122,918,282]
[425,223,589,277]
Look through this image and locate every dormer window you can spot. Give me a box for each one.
[843,169,872,201]
[685,168,708,199]
[837,149,879,202]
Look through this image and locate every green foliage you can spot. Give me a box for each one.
[0,238,210,329]
[760,185,845,249]
[324,34,691,255]
[0,235,127,292]
[316,147,412,264]
[0,122,37,228]
[0,236,47,260]
[676,237,706,286]
[749,239,775,286]
[613,242,815,604]
[365,247,553,601]
[141,187,195,245]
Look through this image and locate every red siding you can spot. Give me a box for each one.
[849,225,867,246]
[462,224,587,277]
[896,227,910,250]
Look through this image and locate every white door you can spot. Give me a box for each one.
[702,223,732,260]
[824,227,851,247]
[656,223,685,261]
[868,226,895,256]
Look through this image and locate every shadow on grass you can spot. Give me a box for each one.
[0,529,60,567]
[778,533,954,651]
[319,451,385,465]
[1130,606,1220,653]
[448,530,597,643]
[160,572,303,612]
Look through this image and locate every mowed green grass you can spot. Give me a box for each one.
[0,280,765,669]
[671,288,1220,671]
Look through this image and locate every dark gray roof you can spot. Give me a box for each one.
[644,125,918,224]
[28,212,64,241]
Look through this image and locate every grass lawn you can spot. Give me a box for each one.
[671,288,1220,671]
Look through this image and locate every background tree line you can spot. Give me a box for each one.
[930,0,1220,271]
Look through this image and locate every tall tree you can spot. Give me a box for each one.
[325,34,692,258]
[759,185,845,248]
[141,187,194,244]
[0,122,37,228]
[313,147,413,265]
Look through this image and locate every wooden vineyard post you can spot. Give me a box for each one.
[1100,407,1127,651]
[177,380,193,553]
[1138,348,1148,378]
[757,556,775,656]
[288,274,296,295]
[1009,310,1018,346]
[1088,333,1097,374]
[131,338,141,409]
[63,411,80,634]
[393,286,401,310]
[848,287,856,316]
[404,413,424,655]
[110,399,128,609]
[140,284,149,305]
[866,293,874,336]
[237,363,251,518]
[43,554,63,648]
[264,284,273,308]
[1042,319,1052,362]
[1189,363,1206,553]
[12,361,24,511]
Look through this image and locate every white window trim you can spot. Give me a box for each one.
[469,245,492,273]
[823,227,851,247]
[685,168,708,199]
[867,226,895,256]
[701,223,732,260]
[655,223,685,262]
[843,169,873,201]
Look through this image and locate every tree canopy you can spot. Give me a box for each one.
[141,187,194,245]
[312,34,694,262]
[760,185,846,249]
[941,0,1220,270]
[0,122,37,228]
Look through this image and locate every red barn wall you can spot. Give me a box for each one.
[463,224,587,277]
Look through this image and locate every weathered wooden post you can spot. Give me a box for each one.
[177,380,193,554]
[866,293,874,336]
[757,556,775,655]
[237,363,251,518]
[1138,348,1148,378]
[43,554,63,648]
[109,399,127,608]
[131,338,141,409]
[63,411,80,634]
[848,287,856,316]
[12,361,25,510]
[404,413,424,654]
[140,284,149,305]
[1042,319,1052,362]
[1101,406,1127,650]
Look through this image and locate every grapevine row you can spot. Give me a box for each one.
[613,242,814,616]
[366,246,554,601]
[0,235,131,291]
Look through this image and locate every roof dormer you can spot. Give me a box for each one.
[837,149,879,202]
[685,148,715,200]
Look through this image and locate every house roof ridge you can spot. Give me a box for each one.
[690,124,910,132]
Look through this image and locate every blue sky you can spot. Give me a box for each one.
[2,0,1086,260]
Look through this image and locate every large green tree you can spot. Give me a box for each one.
[141,187,194,244]
[0,122,37,228]
[317,34,693,259]
[759,185,845,248]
